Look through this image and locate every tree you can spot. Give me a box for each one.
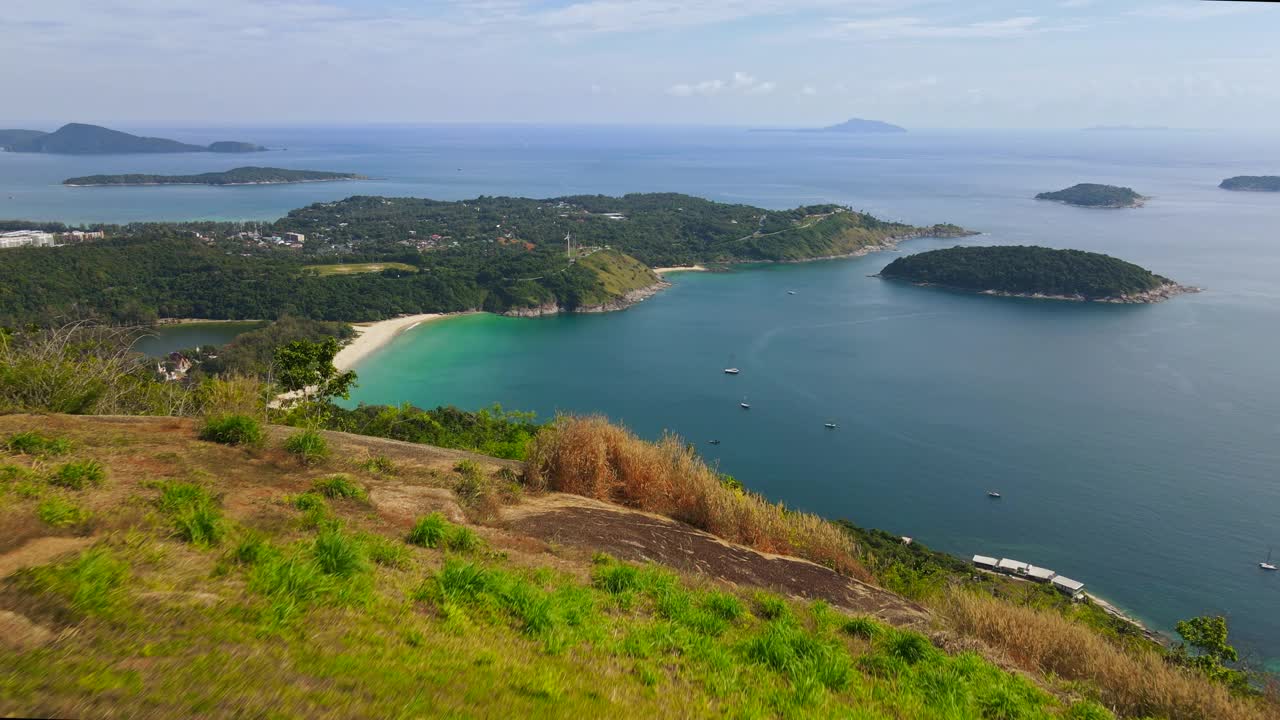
[1171,615,1249,692]
[273,337,356,406]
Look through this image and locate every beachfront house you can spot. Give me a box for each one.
[996,558,1029,576]
[972,555,999,571]
[1026,565,1057,583]
[1052,575,1086,599]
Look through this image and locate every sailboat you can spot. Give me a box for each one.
[740,396,751,410]
[1261,549,1277,572]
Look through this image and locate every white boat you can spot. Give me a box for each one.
[740,396,751,410]
[1261,549,1277,572]
[824,422,838,429]
[787,290,797,295]
[987,491,1001,499]
[724,368,740,375]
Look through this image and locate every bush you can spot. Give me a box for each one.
[37,496,91,527]
[312,474,366,502]
[49,460,106,490]
[407,513,449,548]
[284,429,329,466]
[199,414,264,446]
[4,431,71,456]
[157,482,225,548]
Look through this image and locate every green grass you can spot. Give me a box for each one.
[156,482,225,548]
[358,455,396,474]
[37,495,91,527]
[284,429,329,466]
[302,262,417,276]
[406,512,450,548]
[312,527,367,577]
[22,546,128,616]
[4,431,72,456]
[49,459,106,489]
[290,492,331,529]
[198,414,264,446]
[311,474,366,502]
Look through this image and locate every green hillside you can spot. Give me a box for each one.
[1035,184,1144,208]
[64,167,363,186]
[1219,176,1280,192]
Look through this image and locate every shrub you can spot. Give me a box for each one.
[4,431,71,456]
[284,429,329,466]
[312,527,366,577]
[199,414,264,446]
[49,460,106,489]
[25,546,127,616]
[525,416,867,579]
[312,474,367,502]
[37,496,91,527]
[157,482,225,548]
[407,512,449,548]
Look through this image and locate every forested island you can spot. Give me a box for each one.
[64,167,365,187]
[0,193,969,325]
[0,123,266,154]
[878,245,1192,303]
[1219,176,1280,192]
[1035,184,1145,208]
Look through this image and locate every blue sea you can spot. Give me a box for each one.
[6,125,1280,669]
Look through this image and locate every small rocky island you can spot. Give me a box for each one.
[64,167,365,187]
[878,245,1194,303]
[1219,176,1280,192]
[1035,183,1145,208]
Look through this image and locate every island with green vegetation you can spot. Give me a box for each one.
[64,167,365,187]
[0,193,971,326]
[1219,176,1280,192]
[1035,183,1145,208]
[0,123,267,154]
[878,245,1194,303]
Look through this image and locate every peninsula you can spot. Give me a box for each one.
[64,167,365,187]
[878,245,1193,303]
[1,123,266,154]
[1035,184,1145,208]
[1219,176,1280,192]
[0,192,970,326]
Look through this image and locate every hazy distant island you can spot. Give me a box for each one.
[1035,183,1145,208]
[64,167,365,187]
[878,245,1194,303]
[1219,176,1280,192]
[0,123,267,154]
[754,117,907,134]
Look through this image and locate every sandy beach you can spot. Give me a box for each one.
[652,265,708,275]
[333,313,448,372]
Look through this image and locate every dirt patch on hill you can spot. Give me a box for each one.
[502,494,930,628]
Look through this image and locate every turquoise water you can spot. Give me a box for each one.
[5,126,1280,667]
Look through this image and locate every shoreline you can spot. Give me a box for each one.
[877,278,1198,304]
[65,177,363,188]
[333,312,465,372]
[653,265,708,275]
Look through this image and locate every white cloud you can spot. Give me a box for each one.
[801,84,818,96]
[1128,3,1265,21]
[667,79,725,97]
[669,71,776,97]
[830,15,1043,40]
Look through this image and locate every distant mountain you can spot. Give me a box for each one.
[1219,176,1280,192]
[2,123,267,155]
[752,117,907,134]
[818,118,907,134]
[0,129,48,150]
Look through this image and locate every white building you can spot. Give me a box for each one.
[284,231,306,244]
[1052,575,1086,599]
[0,231,57,249]
[972,555,999,571]
[996,558,1030,575]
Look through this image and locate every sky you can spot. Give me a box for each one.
[3,0,1278,129]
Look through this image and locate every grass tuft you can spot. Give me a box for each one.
[284,429,329,466]
[841,615,882,639]
[5,431,72,456]
[312,527,367,577]
[25,546,128,616]
[49,459,106,489]
[156,482,225,548]
[37,496,92,527]
[312,474,367,502]
[406,512,449,548]
[359,455,396,474]
[198,414,264,446]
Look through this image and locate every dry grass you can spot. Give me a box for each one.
[943,590,1272,720]
[524,415,869,580]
